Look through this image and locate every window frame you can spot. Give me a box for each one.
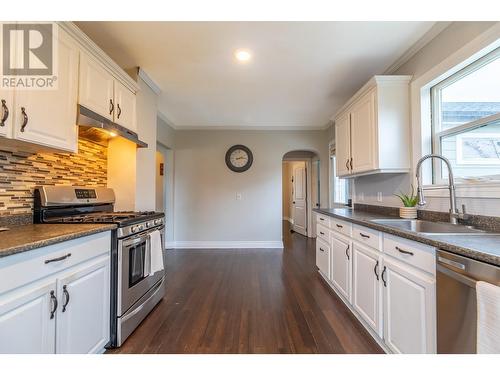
[328,141,350,206]
[430,46,500,184]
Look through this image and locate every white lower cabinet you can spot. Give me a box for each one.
[55,255,110,354]
[0,231,111,354]
[330,235,351,302]
[316,239,331,279]
[318,219,436,354]
[352,243,383,337]
[0,279,56,354]
[382,256,436,354]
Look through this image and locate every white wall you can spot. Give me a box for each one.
[171,129,329,246]
[135,77,159,211]
[353,21,500,216]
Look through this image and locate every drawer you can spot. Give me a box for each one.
[353,224,382,250]
[316,238,331,279]
[331,218,352,237]
[383,233,436,274]
[0,231,112,295]
[316,213,331,228]
[316,223,331,243]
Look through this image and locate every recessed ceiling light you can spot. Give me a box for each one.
[234,49,252,63]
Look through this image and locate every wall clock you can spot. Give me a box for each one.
[225,145,253,173]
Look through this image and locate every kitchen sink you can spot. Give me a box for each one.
[369,219,492,235]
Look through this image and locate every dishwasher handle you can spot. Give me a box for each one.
[437,260,478,289]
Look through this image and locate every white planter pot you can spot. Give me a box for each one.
[399,207,417,219]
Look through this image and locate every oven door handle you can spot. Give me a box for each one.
[122,236,147,248]
[144,233,152,277]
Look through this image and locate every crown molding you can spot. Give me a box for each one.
[138,68,161,95]
[58,21,140,93]
[383,22,452,75]
[169,124,331,131]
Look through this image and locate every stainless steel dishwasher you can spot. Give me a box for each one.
[437,250,500,353]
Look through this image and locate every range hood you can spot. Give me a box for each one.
[77,105,148,148]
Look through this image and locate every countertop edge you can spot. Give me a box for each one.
[0,224,117,259]
[314,208,500,267]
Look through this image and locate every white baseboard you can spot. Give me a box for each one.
[282,216,294,224]
[167,241,284,249]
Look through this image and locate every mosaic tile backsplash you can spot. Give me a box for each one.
[0,139,107,215]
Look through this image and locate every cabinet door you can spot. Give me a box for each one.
[114,80,137,132]
[0,88,13,138]
[335,113,351,177]
[350,90,377,173]
[383,257,436,354]
[352,243,383,337]
[0,279,56,353]
[56,255,110,354]
[14,28,79,152]
[316,239,331,279]
[330,234,351,301]
[79,52,114,121]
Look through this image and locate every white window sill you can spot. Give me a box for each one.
[423,181,500,199]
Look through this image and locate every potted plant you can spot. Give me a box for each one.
[395,185,418,219]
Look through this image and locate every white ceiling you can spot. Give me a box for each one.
[76,22,437,129]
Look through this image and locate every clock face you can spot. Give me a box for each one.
[225,145,253,172]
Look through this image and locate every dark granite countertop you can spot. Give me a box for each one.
[314,207,500,267]
[0,223,117,259]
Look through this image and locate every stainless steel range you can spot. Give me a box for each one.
[34,186,166,347]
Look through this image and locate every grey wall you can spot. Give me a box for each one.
[353,22,500,215]
[172,129,330,243]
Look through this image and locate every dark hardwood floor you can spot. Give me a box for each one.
[109,221,383,354]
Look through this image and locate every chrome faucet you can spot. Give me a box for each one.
[415,154,464,225]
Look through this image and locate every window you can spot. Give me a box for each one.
[329,143,350,205]
[431,47,500,183]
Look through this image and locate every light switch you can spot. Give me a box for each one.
[236,193,242,200]
[377,192,383,202]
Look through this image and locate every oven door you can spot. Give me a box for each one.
[118,228,164,315]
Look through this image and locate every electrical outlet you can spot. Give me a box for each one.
[236,192,242,201]
[377,192,383,202]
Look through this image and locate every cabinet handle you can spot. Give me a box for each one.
[109,99,114,115]
[319,247,325,252]
[320,231,325,235]
[62,285,70,312]
[319,218,324,221]
[44,253,72,264]
[117,103,122,119]
[350,158,353,170]
[346,159,350,170]
[336,224,343,228]
[395,246,414,256]
[0,99,9,126]
[374,260,379,281]
[50,291,58,319]
[381,266,387,287]
[359,232,370,239]
[20,107,28,132]
[345,245,350,260]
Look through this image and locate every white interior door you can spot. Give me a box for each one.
[292,162,307,236]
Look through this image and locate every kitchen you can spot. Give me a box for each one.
[1,4,500,373]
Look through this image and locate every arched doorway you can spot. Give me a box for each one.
[282,150,320,238]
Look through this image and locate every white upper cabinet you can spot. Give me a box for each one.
[0,88,13,138]
[14,28,79,152]
[78,51,137,133]
[79,53,115,121]
[334,76,411,178]
[114,80,137,132]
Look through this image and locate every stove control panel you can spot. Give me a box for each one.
[75,189,97,200]
[118,217,164,238]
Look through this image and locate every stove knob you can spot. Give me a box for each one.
[146,222,151,228]
[139,224,144,231]
[131,226,138,233]
[154,219,160,225]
